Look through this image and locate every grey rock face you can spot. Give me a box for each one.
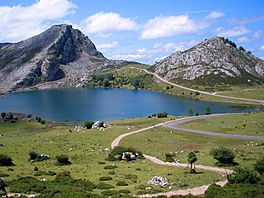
[0,24,114,92]
[154,37,264,85]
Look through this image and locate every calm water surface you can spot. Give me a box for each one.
[0,88,257,121]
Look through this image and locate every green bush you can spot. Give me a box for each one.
[84,120,94,129]
[156,112,168,118]
[210,147,236,166]
[96,182,114,189]
[99,176,112,181]
[254,157,264,175]
[116,181,128,186]
[0,154,14,166]
[34,171,57,176]
[0,171,9,177]
[9,177,46,193]
[228,168,259,184]
[56,155,71,166]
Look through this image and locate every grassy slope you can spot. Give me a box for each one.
[0,117,222,196]
[180,112,264,136]
[88,63,263,105]
[216,87,264,100]
[120,113,264,168]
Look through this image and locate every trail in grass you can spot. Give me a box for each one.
[129,67,264,105]
[111,113,264,197]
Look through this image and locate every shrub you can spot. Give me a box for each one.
[27,114,32,118]
[96,182,114,189]
[116,181,128,186]
[97,161,106,164]
[108,171,115,175]
[56,154,71,166]
[84,120,94,129]
[0,154,14,166]
[99,176,112,181]
[228,168,259,184]
[210,147,235,166]
[156,112,168,118]
[254,157,264,175]
[0,172,9,177]
[9,177,46,193]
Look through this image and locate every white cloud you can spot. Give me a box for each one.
[259,45,264,51]
[140,12,223,40]
[215,26,249,37]
[0,0,77,42]
[96,42,119,50]
[112,54,147,61]
[140,15,201,39]
[137,48,146,53]
[237,31,261,43]
[205,11,225,20]
[81,12,138,37]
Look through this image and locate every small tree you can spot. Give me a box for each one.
[29,151,38,160]
[187,152,197,173]
[210,147,235,166]
[1,112,6,119]
[254,157,264,175]
[84,120,94,129]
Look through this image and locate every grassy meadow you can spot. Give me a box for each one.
[0,116,223,197]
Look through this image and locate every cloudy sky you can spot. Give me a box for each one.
[0,0,264,64]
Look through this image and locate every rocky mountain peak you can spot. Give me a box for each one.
[154,37,264,86]
[0,24,113,92]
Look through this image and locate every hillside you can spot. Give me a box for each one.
[0,24,120,93]
[154,37,264,87]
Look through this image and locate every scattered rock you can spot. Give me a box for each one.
[148,176,170,187]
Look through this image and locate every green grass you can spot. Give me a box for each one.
[180,112,264,136]
[120,125,264,168]
[0,116,222,196]
[218,87,264,100]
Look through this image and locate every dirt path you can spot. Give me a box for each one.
[111,114,243,197]
[129,67,264,105]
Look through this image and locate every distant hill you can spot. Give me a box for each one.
[154,37,264,86]
[0,24,121,92]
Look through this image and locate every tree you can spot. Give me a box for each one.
[210,147,235,166]
[103,79,111,87]
[84,120,94,129]
[188,108,194,116]
[187,152,197,172]
[238,46,246,52]
[1,112,6,119]
[254,157,264,175]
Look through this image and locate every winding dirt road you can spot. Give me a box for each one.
[129,67,264,105]
[111,113,264,197]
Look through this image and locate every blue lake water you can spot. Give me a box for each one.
[0,88,258,122]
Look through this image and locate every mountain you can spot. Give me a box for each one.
[0,24,118,92]
[154,37,264,86]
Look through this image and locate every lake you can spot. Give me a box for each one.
[0,88,258,122]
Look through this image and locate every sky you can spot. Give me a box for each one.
[0,0,264,64]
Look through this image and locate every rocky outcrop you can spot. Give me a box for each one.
[0,24,119,92]
[154,37,264,85]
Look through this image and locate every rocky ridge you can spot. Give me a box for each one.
[154,37,264,86]
[0,24,120,93]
